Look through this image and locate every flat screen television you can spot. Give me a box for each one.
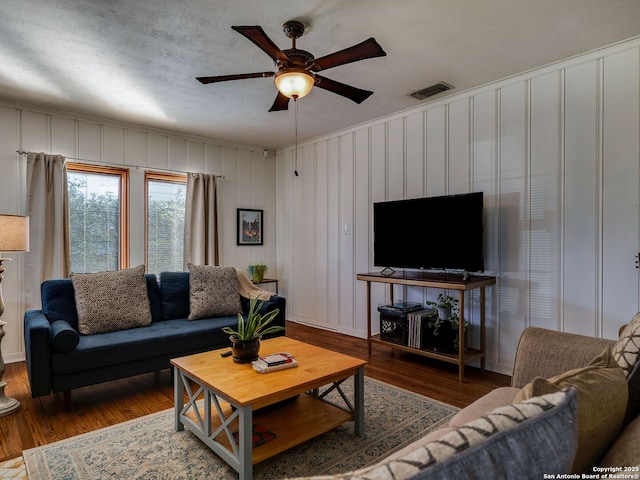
[373,192,484,272]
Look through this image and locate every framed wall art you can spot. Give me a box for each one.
[237,208,263,245]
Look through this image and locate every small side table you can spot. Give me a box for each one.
[252,278,279,294]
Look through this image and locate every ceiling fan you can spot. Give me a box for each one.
[196,21,386,112]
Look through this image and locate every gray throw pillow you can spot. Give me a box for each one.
[71,265,153,335]
[187,264,241,319]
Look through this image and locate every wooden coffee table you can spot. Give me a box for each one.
[170,337,367,480]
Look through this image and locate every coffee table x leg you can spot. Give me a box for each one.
[174,367,255,479]
[308,366,365,436]
[174,365,365,480]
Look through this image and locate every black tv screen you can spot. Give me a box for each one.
[373,192,484,272]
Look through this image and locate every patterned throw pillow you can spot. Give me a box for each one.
[71,265,153,335]
[187,264,242,320]
[614,312,640,377]
[613,312,640,425]
[286,389,578,480]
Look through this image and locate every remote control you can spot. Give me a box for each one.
[220,351,232,357]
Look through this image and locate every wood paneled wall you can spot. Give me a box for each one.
[0,107,276,362]
[276,39,640,375]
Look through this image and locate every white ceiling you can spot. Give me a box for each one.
[2,0,640,150]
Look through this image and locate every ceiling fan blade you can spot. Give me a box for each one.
[231,26,290,64]
[196,72,274,84]
[315,75,374,104]
[311,38,386,72]
[268,91,290,112]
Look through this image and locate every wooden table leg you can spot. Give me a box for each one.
[353,366,365,436]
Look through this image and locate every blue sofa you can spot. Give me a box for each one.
[23,271,286,407]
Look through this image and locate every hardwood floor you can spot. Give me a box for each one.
[0,321,510,462]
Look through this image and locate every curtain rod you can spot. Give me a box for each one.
[15,150,225,178]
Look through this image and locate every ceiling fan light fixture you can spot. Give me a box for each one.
[274,69,315,99]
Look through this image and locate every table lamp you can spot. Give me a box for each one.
[0,214,29,416]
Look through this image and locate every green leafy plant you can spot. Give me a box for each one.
[222,296,283,341]
[426,293,458,313]
[252,261,268,272]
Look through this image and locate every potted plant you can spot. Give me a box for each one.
[248,262,268,283]
[424,294,467,353]
[426,293,458,321]
[222,296,283,363]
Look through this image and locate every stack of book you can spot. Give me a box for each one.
[251,352,298,373]
[407,309,434,348]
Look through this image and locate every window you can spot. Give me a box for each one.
[145,172,187,274]
[67,164,129,273]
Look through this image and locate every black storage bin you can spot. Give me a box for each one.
[378,311,407,345]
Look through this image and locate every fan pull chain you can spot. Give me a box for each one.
[294,97,299,176]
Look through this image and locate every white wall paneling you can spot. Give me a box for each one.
[1,105,274,362]
[601,48,640,340]
[498,81,529,366]
[327,138,341,329]
[314,142,329,329]
[338,134,355,335]
[103,126,126,165]
[168,137,188,173]
[529,72,561,334]
[299,144,315,323]
[78,121,101,161]
[186,140,205,174]
[277,38,640,375]
[147,133,168,169]
[354,129,371,336]
[563,60,599,335]
[0,108,24,362]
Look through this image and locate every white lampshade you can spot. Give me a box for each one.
[0,215,29,252]
[274,69,315,99]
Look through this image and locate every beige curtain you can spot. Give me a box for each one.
[25,152,70,309]
[183,173,218,268]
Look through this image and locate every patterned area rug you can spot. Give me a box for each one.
[23,377,457,480]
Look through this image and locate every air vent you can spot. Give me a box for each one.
[410,82,453,100]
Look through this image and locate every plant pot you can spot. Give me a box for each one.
[437,307,451,321]
[251,265,267,283]
[229,336,261,363]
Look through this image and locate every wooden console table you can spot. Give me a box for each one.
[357,271,496,382]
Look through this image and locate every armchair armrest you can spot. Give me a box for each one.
[511,327,615,388]
[23,309,53,397]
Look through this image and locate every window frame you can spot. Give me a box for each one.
[144,171,187,272]
[66,163,130,270]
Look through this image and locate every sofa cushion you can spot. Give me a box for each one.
[187,264,241,320]
[159,271,190,321]
[41,279,79,330]
[145,275,163,323]
[613,312,640,425]
[448,386,520,428]
[513,348,627,474]
[287,389,578,480]
[51,315,238,375]
[70,265,153,335]
[50,320,80,353]
[598,412,640,468]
